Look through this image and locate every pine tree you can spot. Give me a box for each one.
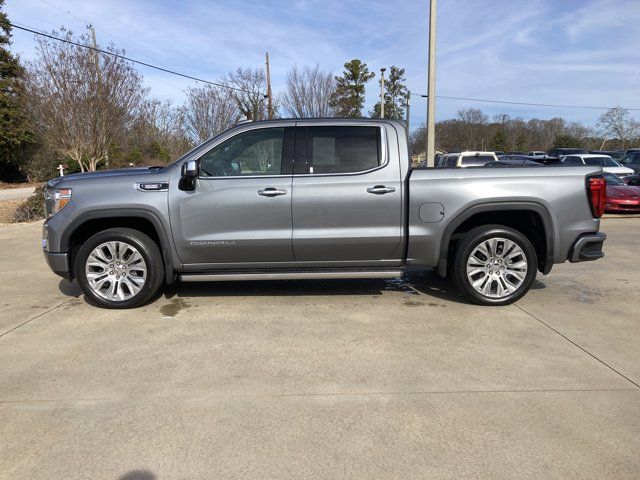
[490,130,506,152]
[371,66,408,120]
[0,1,33,164]
[330,59,375,118]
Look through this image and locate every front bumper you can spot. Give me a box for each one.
[42,219,71,279]
[605,198,640,212]
[44,251,71,279]
[569,232,606,263]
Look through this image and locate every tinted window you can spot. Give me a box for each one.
[584,157,618,167]
[303,126,380,174]
[563,156,582,165]
[446,156,458,167]
[200,128,284,177]
[461,155,495,166]
[603,173,625,186]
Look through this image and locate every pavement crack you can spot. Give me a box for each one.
[0,298,75,339]
[515,303,640,389]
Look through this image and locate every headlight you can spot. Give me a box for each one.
[44,188,72,217]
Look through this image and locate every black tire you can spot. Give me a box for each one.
[452,224,538,306]
[75,228,164,309]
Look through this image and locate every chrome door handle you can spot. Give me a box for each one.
[367,185,396,195]
[258,188,287,197]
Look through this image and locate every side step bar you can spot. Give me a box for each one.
[179,270,402,282]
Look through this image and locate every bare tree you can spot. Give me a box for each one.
[597,106,639,148]
[182,84,239,143]
[282,65,337,118]
[457,108,488,149]
[26,28,146,172]
[222,67,270,121]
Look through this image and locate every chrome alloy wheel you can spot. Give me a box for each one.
[85,241,147,301]
[465,237,528,299]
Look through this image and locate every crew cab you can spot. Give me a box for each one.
[42,119,607,308]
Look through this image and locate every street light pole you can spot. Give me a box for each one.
[425,0,437,167]
[405,92,411,140]
[380,68,386,118]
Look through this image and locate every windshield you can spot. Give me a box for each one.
[461,155,495,166]
[603,173,625,186]
[584,157,619,167]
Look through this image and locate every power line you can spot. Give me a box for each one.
[8,22,257,95]
[414,92,640,111]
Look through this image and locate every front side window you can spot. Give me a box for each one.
[446,155,458,167]
[199,128,284,177]
[302,126,381,174]
[563,156,581,165]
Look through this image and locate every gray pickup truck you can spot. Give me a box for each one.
[42,119,607,308]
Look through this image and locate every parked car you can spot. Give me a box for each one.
[526,151,547,158]
[603,172,640,213]
[438,151,499,167]
[589,150,624,160]
[619,151,640,174]
[622,174,640,187]
[623,148,640,156]
[42,119,607,308]
[548,147,588,157]
[501,154,562,165]
[486,158,543,167]
[561,154,634,177]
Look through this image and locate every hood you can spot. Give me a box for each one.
[607,185,640,198]
[47,166,166,187]
[603,166,634,175]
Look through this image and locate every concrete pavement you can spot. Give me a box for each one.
[0,219,638,479]
[0,186,35,202]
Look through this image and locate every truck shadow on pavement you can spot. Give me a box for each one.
[162,268,499,305]
[58,269,548,307]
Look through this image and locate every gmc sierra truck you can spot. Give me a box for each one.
[42,119,607,308]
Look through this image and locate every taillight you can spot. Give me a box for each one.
[588,177,606,218]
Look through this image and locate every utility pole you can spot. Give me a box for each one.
[425,0,437,167]
[265,52,273,120]
[380,67,386,118]
[405,92,411,140]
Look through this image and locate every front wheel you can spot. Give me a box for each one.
[75,228,164,308]
[452,225,538,306]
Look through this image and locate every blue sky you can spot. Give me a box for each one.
[5,0,640,130]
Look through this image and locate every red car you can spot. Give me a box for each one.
[604,172,640,212]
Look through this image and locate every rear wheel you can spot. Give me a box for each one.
[452,225,537,306]
[75,228,164,308]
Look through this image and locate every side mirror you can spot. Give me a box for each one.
[179,160,198,191]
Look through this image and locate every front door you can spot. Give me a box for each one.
[291,124,403,263]
[170,126,295,267]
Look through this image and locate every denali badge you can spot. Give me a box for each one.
[189,241,236,247]
[137,182,169,191]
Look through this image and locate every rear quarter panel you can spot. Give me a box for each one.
[407,166,602,267]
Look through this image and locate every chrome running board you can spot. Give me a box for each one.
[179,270,402,282]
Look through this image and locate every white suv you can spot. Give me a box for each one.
[437,151,499,167]
[561,154,634,177]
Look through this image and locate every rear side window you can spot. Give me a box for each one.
[461,155,495,166]
[300,126,381,174]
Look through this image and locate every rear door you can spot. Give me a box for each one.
[291,123,403,263]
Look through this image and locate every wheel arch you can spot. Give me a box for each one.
[438,202,555,277]
[62,209,175,284]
